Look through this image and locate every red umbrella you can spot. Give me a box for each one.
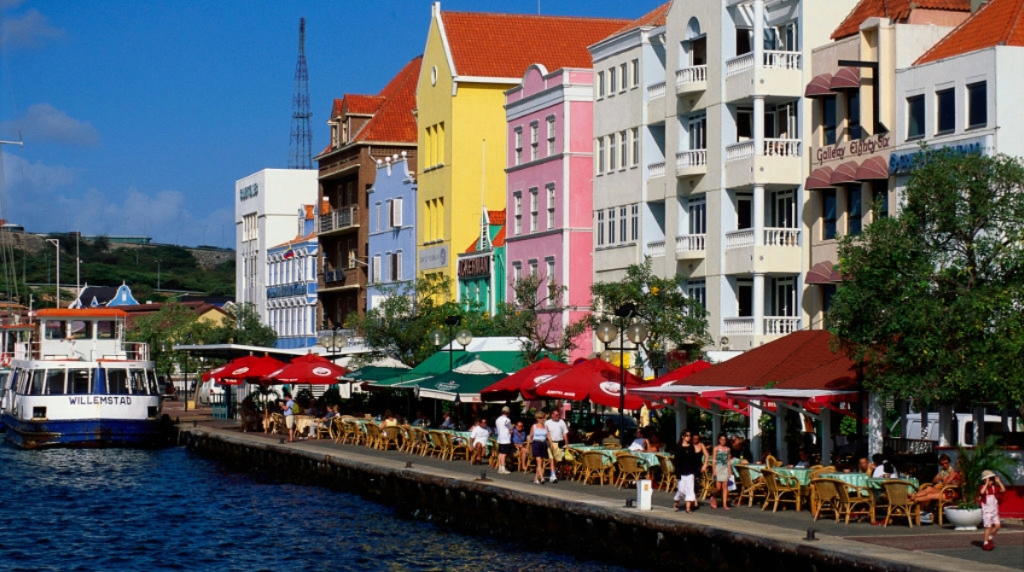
[480,357,570,402]
[264,353,348,385]
[534,358,647,409]
[643,359,713,387]
[211,355,287,386]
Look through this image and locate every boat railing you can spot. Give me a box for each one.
[14,341,150,361]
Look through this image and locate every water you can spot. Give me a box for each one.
[0,444,639,572]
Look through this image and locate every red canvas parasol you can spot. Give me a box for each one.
[264,353,348,385]
[480,357,570,402]
[212,355,287,386]
[644,359,713,387]
[534,358,647,409]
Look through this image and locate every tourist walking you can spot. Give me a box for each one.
[513,420,528,472]
[980,470,1006,551]
[281,392,296,442]
[711,434,732,509]
[545,410,568,483]
[671,430,706,513]
[528,412,552,485]
[495,407,513,474]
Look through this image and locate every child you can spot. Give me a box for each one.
[979,470,1005,551]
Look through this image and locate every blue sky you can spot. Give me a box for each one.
[0,0,662,247]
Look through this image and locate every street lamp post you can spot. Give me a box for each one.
[318,327,348,359]
[46,239,60,308]
[183,333,192,412]
[429,316,472,425]
[595,303,648,447]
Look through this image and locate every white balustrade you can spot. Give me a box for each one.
[725,53,755,76]
[647,82,666,99]
[763,138,801,157]
[725,141,754,162]
[763,227,800,247]
[723,317,754,335]
[764,316,801,335]
[675,150,707,169]
[675,234,705,252]
[646,240,666,257]
[647,161,666,178]
[763,50,801,70]
[725,229,755,249]
[675,65,707,85]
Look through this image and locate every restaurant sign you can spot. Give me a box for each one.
[457,255,490,278]
[419,245,449,271]
[812,133,892,166]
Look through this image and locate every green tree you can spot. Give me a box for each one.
[128,302,214,381]
[829,150,1024,413]
[492,272,587,363]
[589,259,712,373]
[212,302,277,347]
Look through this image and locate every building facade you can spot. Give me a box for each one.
[504,64,598,361]
[315,56,421,330]
[366,155,418,310]
[235,168,318,324]
[457,210,505,315]
[266,205,319,349]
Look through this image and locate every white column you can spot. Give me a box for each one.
[753,96,765,157]
[821,408,833,466]
[711,403,722,442]
[675,399,688,437]
[753,184,765,245]
[899,401,909,439]
[973,407,985,446]
[749,403,762,461]
[938,405,954,447]
[776,409,788,462]
[868,393,884,457]
[753,272,765,336]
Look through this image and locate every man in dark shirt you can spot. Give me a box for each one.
[731,436,754,464]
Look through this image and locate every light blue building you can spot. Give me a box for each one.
[367,155,417,310]
[266,205,320,349]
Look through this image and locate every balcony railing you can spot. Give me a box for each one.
[723,317,754,335]
[763,138,801,157]
[675,150,707,169]
[763,50,801,70]
[646,240,666,257]
[725,229,755,249]
[323,268,347,284]
[318,205,359,234]
[764,316,801,335]
[647,82,666,99]
[763,227,800,247]
[725,53,755,76]
[725,141,754,162]
[676,65,707,85]
[647,161,666,178]
[676,234,705,252]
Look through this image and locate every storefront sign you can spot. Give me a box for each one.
[419,245,449,271]
[239,182,259,201]
[457,256,490,278]
[812,134,892,165]
[889,136,988,176]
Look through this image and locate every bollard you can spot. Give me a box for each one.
[406,461,413,468]
[625,499,635,508]
[805,528,818,541]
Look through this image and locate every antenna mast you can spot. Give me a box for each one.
[289,17,313,169]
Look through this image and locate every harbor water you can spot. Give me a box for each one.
[0,444,639,572]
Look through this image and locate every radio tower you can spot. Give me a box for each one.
[289,17,312,169]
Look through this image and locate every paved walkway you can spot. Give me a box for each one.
[191,420,1023,572]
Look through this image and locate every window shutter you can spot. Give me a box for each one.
[392,197,403,227]
[394,252,402,281]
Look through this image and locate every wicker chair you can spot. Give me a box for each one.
[834,479,876,524]
[914,482,960,526]
[364,423,383,449]
[735,465,767,507]
[579,452,615,486]
[615,454,645,489]
[697,466,716,500]
[809,478,841,522]
[656,454,677,494]
[425,430,447,458]
[761,469,802,512]
[881,480,921,527]
[765,454,783,468]
[448,432,472,461]
[268,413,286,435]
[487,438,500,468]
[350,422,369,446]
[380,426,402,451]
[314,419,333,440]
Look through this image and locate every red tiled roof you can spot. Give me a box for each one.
[441,11,631,78]
[610,2,670,36]
[491,226,506,248]
[832,0,971,40]
[344,94,385,115]
[487,209,506,225]
[353,56,422,144]
[330,98,344,119]
[676,331,856,389]
[915,0,1024,64]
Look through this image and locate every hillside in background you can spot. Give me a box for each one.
[0,233,235,308]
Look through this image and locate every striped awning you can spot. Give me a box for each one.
[804,73,834,97]
[805,166,835,190]
[830,161,860,185]
[856,155,890,180]
[829,67,860,90]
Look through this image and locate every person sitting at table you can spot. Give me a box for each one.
[645,428,663,452]
[731,436,754,464]
[382,410,399,428]
[628,428,648,451]
[565,425,583,445]
[440,412,456,429]
[513,420,528,472]
[584,424,608,445]
[791,449,812,469]
[858,456,874,475]
[911,453,959,505]
[412,411,431,427]
[871,453,899,479]
[470,417,490,465]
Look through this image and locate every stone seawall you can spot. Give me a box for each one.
[181,428,941,572]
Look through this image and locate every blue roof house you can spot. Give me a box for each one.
[367,154,417,310]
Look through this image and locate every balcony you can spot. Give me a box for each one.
[675,150,707,177]
[725,141,754,162]
[647,161,666,179]
[675,234,706,260]
[675,66,707,95]
[318,205,359,236]
[724,227,802,274]
[318,266,361,292]
[723,317,754,336]
[647,81,666,100]
[764,316,801,335]
[646,240,666,257]
[724,139,802,188]
[725,50,803,102]
[725,229,755,249]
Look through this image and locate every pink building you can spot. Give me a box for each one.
[505,65,595,361]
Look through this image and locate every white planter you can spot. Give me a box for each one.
[943,507,983,530]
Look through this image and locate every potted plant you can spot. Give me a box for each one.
[944,435,1015,530]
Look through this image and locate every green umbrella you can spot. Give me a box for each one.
[413,358,507,403]
[368,350,543,389]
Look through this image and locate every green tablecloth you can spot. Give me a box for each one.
[571,446,659,469]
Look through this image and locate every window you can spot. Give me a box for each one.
[546,184,555,229]
[619,206,627,244]
[822,189,837,240]
[631,204,639,242]
[598,71,605,97]
[907,95,925,139]
[513,193,522,236]
[546,258,557,307]
[390,197,403,227]
[822,96,837,145]
[608,133,618,170]
[609,66,617,93]
[96,321,115,340]
[597,211,605,246]
[738,281,753,317]
[631,128,639,166]
[847,186,862,236]
[546,117,556,156]
[375,202,383,232]
[688,115,706,150]
[736,28,752,55]
[737,109,753,140]
[686,279,707,311]
[529,260,538,277]
[530,122,539,161]
[69,320,88,339]
[688,197,707,234]
[529,188,538,232]
[619,63,627,92]
[936,88,955,133]
[607,207,617,243]
[597,138,606,173]
[847,90,862,140]
[872,180,888,219]
[631,59,639,87]
[513,262,522,284]
[619,130,627,168]
[45,320,62,340]
[391,251,402,282]
[371,255,380,283]
[514,128,523,166]
[967,81,987,128]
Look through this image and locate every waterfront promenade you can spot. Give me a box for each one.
[172,411,1022,572]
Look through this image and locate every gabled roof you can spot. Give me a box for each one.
[440,11,631,78]
[354,55,421,143]
[832,0,971,40]
[915,0,1024,64]
[343,95,385,115]
[610,1,670,36]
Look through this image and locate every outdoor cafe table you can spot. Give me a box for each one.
[733,464,813,486]
[572,445,660,469]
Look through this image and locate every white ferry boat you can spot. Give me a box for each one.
[0,308,166,449]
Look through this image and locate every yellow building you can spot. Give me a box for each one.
[415,2,630,298]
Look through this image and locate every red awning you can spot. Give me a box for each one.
[856,155,889,180]
[805,261,841,285]
[804,73,834,98]
[726,388,859,405]
[805,166,835,190]
[829,67,860,90]
[830,161,860,185]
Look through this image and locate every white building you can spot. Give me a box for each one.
[235,169,318,324]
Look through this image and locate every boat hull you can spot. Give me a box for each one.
[2,413,168,449]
